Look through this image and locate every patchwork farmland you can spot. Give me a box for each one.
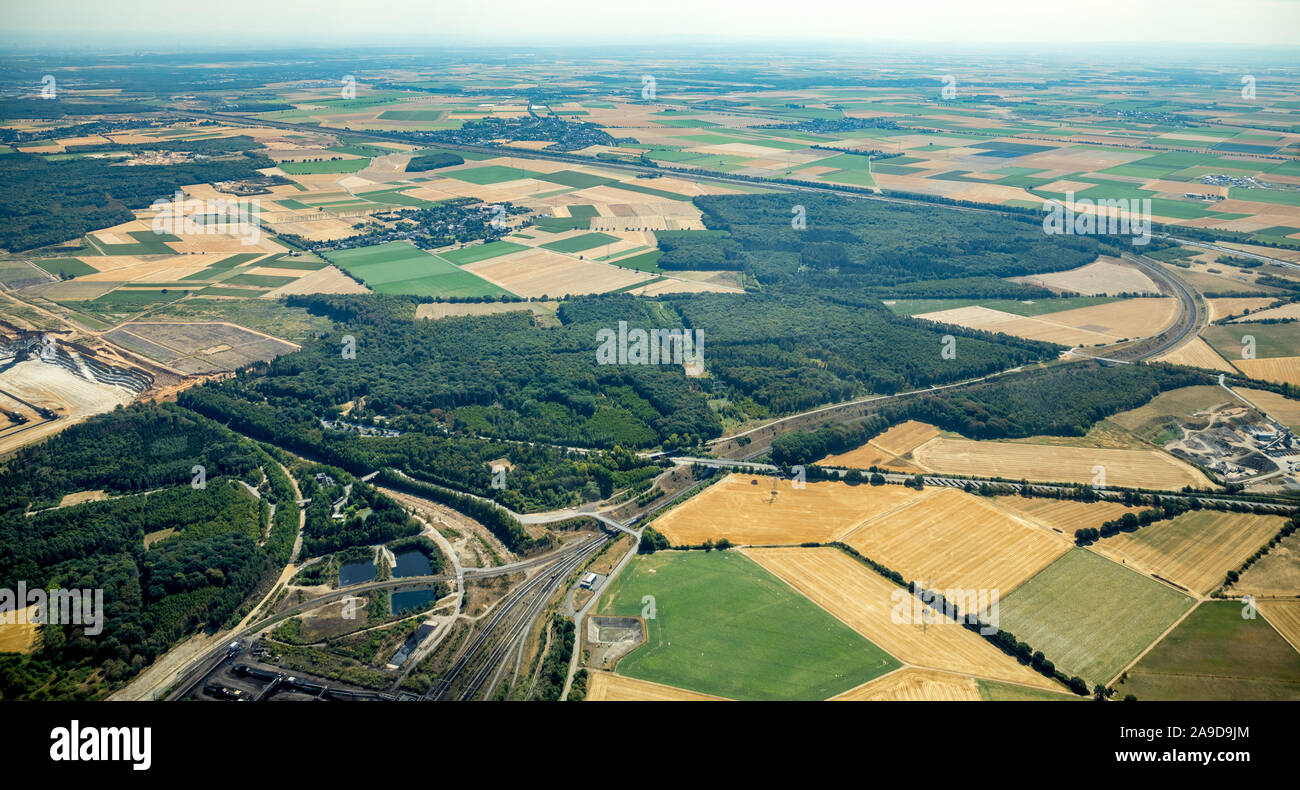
[743,546,1062,689]
[595,550,900,700]
[996,549,1196,687]
[908,432,1213,489]
[1090,510,1285,595]
[1117,602,1300,701]
[837,488,1074,594]
[323,241,511,298]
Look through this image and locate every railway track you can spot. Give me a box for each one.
[425,533,608,700]
[454,538,603,701]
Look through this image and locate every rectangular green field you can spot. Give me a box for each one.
[604,181,693,201]
[819,169,877,187]
[198,286,268,297]
[443,165,543,184]
[1203,323,1300,359]
[996,548,1195,686]
[1119,601,1300,700]
[597,550,900,700]
[31,258,96,277]
[223,273,299,288]
[277,158,371,175]
[84,230,179,256]
[324,241,511,298]
[255,257,328,271]
[533,170,615,189]
[607,250,662,272]
[438,240,529,265]
[1228,188,1300,207]
[540,232,622,254]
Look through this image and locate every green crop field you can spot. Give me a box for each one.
[540,232,621,254]
[277,158,371,175]
[443,165,542,184]
[255,257,328,271]
[84,230,179,256]
[223,273,299,288]
[1203,322,1300,359]
[596,550,900,700]
[438,240,529,265]
[324,241,511,298]
[606,250,662,272]
[996,549,1195,686]
[31,257,97,277]
[1229,188,1300,207]
[1118,602,1300,700]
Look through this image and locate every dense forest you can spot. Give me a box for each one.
[295,467,420,557]
[0,406,278,700]
[0,146,274,251]
[180,279,1060,509]
[692,193,1117,292]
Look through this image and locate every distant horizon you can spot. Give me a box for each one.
[4,0,1299,50]
[3,37,1300,60]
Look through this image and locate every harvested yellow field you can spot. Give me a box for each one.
[818,442,919,471]
[0,604,41,654]
[869,420,940,456]
[831,668,981,701]
[416,301,559,320]
[585,671,726,701]
[838,489,1073,594]
[990,496,1145,538]
[650,473,929,546]
[1240,387,1300,428]
[910,435,1212,490]
[625,277,741,296]
[1009,257,1159,296]
[745,547,1060,689]
[817,420,936,470]
[1091,510,1285,595]
[1234,357,1300,388]
[1045,297,1178,340]
[1259,601,1300,655]
[1153,336,1238,373]
[915,305,1115,345]
[1229,532,1300,598]
[58,490,107,507]
[1211,297,1278,322]
[260,265,370,298]
[462,248,651,297]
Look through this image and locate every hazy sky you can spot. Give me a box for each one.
[4,0,1300,48]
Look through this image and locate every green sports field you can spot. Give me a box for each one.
[597,550,900,700]
[996,549,1195,686]
[1118,601,1300,700]
[324,241,512,298]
